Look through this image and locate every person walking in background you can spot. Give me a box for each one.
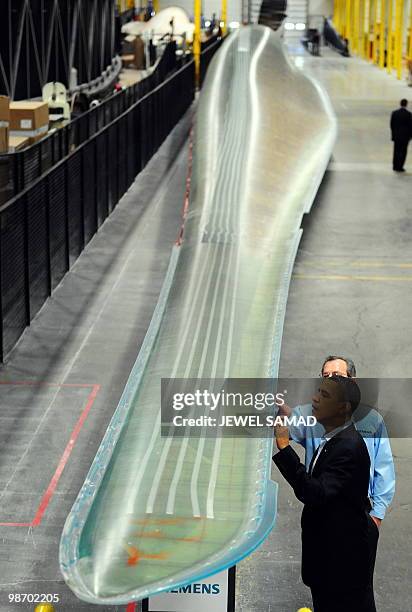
[312,30,320,56]
[390,99,412,172]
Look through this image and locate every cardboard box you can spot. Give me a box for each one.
[0,95,10,122]
[8,134,30,153]
[0,127,8,153]
[0,95,10,153]
[122,34,136,54]
[134,36,145,69]
[10,100,49,143]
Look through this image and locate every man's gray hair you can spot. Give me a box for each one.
[322,355,357,377]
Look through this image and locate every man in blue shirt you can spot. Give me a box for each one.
[274,375,376,611]
[282,354,395,599]
[287,355,395,529]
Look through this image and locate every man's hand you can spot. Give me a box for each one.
[275,402,292,449]
[275,423,290,450]
[277,401,292,417]
[371,515,382,529]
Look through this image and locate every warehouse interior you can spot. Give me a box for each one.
[0,0,411,611]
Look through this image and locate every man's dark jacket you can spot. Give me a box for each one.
[390,107,412,142]
[273,424,373,589]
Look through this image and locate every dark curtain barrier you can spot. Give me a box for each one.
[0,38,224,361]
[0,61,195,360]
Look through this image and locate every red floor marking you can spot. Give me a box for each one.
[0,382,100,527]
[175,123,194,246]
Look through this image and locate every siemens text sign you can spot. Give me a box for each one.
[144,568,234,611]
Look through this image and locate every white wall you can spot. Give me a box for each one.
[308,0,332,18]
[159,0,242,25]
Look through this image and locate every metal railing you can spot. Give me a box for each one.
[0,61,195,361]
[200,37,224,86]
[0,37,224,361]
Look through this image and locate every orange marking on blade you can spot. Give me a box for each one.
[133,531,201,543]
[124,544,140,566]
[143,551,169,560]
[133,530,163,539]
[130,517,187,526]
[124,544,169,566]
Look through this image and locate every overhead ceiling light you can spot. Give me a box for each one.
[285,22,295,30]
[295,22,306,30]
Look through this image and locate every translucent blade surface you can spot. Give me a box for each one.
[60,25,336,604]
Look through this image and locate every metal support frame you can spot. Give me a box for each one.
[221,0,228,34]
[336,0,408,77]
[194,0,202,87]
[394,0,404,78]
[408,0,412,61]
[379,0,386,67]
[0,0,117,100]
[387,0,394,71]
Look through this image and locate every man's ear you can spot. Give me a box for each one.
[339,401,351,417]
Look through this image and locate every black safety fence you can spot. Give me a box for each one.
[200,37,224,87]
[0,60,196,361]
[0,41,183,207]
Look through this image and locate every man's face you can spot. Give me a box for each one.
[312,378,347,426]
[322,358,348,378]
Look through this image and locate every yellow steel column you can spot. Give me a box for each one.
[353,0,360,53]
[345,0,352,40]
[194,0,201,87]
[374,0,381,63]
[363,0,370,57]
[333,0,338,29]
[409,0,412,62]
[370,0,377,59]
[339,0,345,35]
[387,0,393,71]
[351,0,355,46]
[351,0,357,49]
[221,0,227,35]
[342,0,347,36]
[379,0,386,67]
[336,0,342,34]
[394,0,404,78]
[333,0,338,30]
[408,0,412,58]
[359,0,365,56]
